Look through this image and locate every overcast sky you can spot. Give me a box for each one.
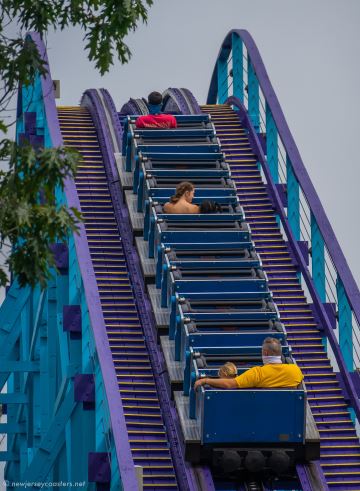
[1,0,360,303]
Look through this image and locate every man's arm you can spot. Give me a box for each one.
[194,377,238,390]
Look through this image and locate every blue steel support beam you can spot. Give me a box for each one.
[21,385,77,483]
[67,321,83,483]
[44,276,57,450]
[311,213,326,303]
[247,57,260,132]
[0,362,39,372]
[217,57,228,104]
[287,156,300,241]
[336,277,353,371]
[54,269,72,484]
[0,284,30,391]
[232,33,243,102]
[311,213,327,349]
[265,101,278,183]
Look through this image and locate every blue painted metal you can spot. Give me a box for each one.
[310,213,327,348]
[152,230,250,259]
[287,156,300,240]
[336,276,353,371]
[311,213,326,303]
[181,330,286,363]
[199,387,305,444]
[217,57,228,104]
[266,102,278,183]
[232,33,244,102]
[247,57,260,132]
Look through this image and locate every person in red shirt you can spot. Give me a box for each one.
[135,91,177,129]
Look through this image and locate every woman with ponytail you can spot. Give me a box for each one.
[163,181,200,214]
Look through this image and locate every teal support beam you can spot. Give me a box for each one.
[336,277,353,371]
[21,386,77,483]
[0,452,19,462]
[287,156,300,240]
[265,101,278,183]
[217,57,228,104]
[311,213,327,350]
[247,57,260,132]
[0,361,40,372]
[0,394,27,403]
[232,33,243,102]
[0,424,25,434]
[311,213,326,302]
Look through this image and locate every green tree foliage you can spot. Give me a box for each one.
[0,0,153,288]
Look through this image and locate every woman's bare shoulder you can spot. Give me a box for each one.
[189,203,200,214]
[163,202,173,213]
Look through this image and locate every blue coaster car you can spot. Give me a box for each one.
[196,385,305,444]
[177,318,286,363]
[130,141,220,177]
[156,244,257,287]
[151,220,250,258]
[161,265,265,308]
[145,196,243,241]
[133,151,226,187]
[170,287,272,340]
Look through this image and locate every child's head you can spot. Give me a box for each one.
[218,362,237,378]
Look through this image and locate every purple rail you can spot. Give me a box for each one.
[207,29,360,326]
[28,32,138,490]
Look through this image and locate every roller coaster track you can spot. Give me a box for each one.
[4,27,359,491]
[201,103,360,491]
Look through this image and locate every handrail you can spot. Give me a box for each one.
[27,32,138,490]
[207,29,360,325]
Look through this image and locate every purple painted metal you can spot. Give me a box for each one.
[310,303,337,330]
[81,88,202,491]
[24,112,36,133]
[120,97,148,115]
[336,370,360,399]
[167,88,193,115]
[296,464,315,491]
[88,452,111,483]
[275,183,287,208]
[63,305,81,333]
[29,134,44,148]
[49,243,69,272]
[227,94,360,430]
[74,374,95,403]
[208,29,360,328]
[297,240,310,266]
[179,88,202,114]
[296,462,330,491]
[27,32,138,491]
[100,88,123,149]
[194,466,216,491]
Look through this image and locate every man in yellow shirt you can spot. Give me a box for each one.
[194,337,303,390]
